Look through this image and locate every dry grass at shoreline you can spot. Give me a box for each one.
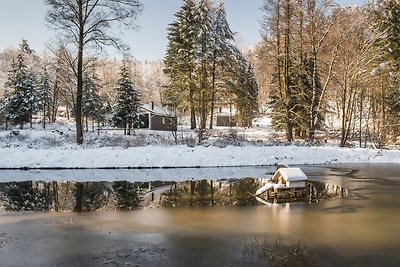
[242,236,321,267]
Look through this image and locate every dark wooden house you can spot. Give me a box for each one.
[216,112,237,127]
[138,103,177,131]
[216,107,253,128]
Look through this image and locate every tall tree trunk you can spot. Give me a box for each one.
[309,53,318,142]
[359,88,364,148]
[209,51,217,129]
[43,104,46,129]
[74,182,83,212]
[284,0,293,142]
[340,74,348,147]
[53,181,59,212]
[309,3,318,143]
[199,37,208,132]
[76,1,84,145]
[189,71,196,129]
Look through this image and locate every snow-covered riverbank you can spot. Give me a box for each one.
[1,123,400,169]
[1,145,399,169]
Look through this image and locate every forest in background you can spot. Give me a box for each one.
[253,0,400,148]
[1,0,400,149]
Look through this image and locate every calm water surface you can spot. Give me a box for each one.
[0,164,399,266]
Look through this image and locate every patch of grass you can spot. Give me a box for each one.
[242,236,321,267]
[0,233,12,248]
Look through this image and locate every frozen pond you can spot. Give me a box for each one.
[0,164,400,266]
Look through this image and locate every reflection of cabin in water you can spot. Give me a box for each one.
[137,103,177,131]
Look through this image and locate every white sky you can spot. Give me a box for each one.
[0,0,365,62]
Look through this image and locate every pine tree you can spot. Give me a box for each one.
[194,0,214,132]
[373,0,400,139]
[113,63,141,135]
[209,1,236,128]
[164,0,198,129]
[36,66,53,129]
[1,48,37,129]
[232,49,259,127]
[164,0,259,133]
[83,70,105,132]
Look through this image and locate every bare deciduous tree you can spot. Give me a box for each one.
[45,0,143,144]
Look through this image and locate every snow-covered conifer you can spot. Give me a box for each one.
[113,62,141,135]
[164,0,198,129]
[83,70,105,131]
[36,66,53,129]
[1,43,37,129]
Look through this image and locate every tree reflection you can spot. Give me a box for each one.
[0,181,52,211]
[160,178,261,207]
[0,179,351,212]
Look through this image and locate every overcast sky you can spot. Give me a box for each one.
[0,0,364,62]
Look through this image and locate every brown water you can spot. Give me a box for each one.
[0,164,399,266]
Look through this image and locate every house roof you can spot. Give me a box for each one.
[217,112,233,117]
[272,167,308,182]
[140,104,175,117]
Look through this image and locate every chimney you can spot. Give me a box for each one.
[151,101,154,110]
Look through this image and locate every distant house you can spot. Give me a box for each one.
[216,107,237,127]
[137,103,177,131]
[215,107,254,128]
[56,106,69,119]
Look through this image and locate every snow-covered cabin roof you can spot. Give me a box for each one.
[140,104,175,117]
[216,107,237,116]
[272,167,308,182]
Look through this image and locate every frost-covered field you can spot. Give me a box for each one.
[0,122,400,169]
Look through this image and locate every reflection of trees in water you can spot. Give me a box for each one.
[112,181,140,210]
[0,181,143,212]
[77,182,114,212]
[0,179,351,211]
[310,181,351,200]
[0,181,53,211]
[160,178,260,207]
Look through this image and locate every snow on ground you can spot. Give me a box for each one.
[0,144,398,169]
[0,122,399,169]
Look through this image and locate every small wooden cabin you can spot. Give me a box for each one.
[215,107,253,128]
[138,103,177,131]
[271,167,308,188]
[216,112,237,127]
